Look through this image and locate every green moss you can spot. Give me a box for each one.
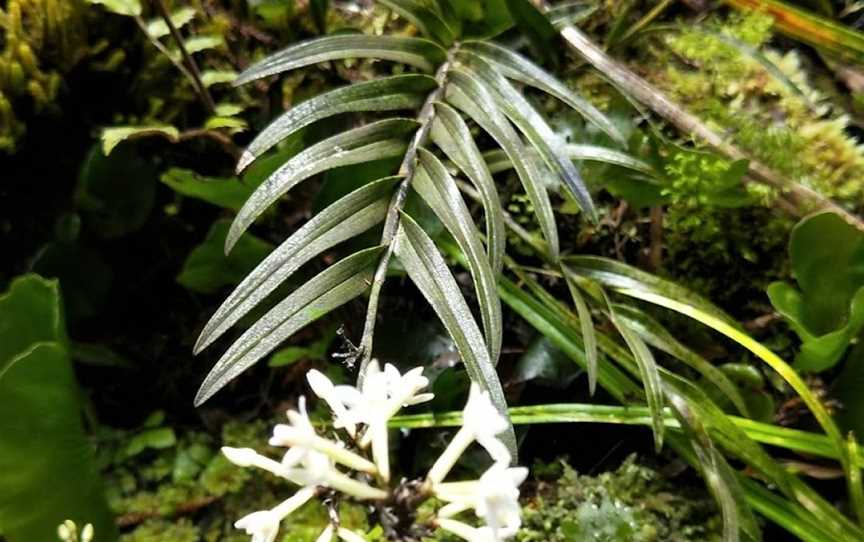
[516,456,722,542]
[652,11,864,206]
[0,0,89,152]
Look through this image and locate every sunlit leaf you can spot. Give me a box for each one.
[234,35,447,86]
[483,145,654,175]
[101,125,179,155]
[195,176,398,354]
[394,212,516,460]
[238,75,436,173]
[195,247,383,405]
[612,304,749,416]
[226,118,416,253]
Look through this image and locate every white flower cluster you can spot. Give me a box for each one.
[222,361,526,542]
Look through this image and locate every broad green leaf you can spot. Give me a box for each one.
[195,247,383,405]
[234,35,447,86]
[161,168,258,211]
[76,144,157,239]
[446,68,559,258]
[226,118,417,252]
[463,41,626,145]
[0,276,117,542]
[204,116,248,131]
[31,240,112,323]
[606,300,665,452]
[767,211,864,370]
[195,176,398,354]
[177,220,273,294]
[101,125,179,155]
[85,0,140,16]
[394,213,517,460]
[378,0,456,45]
[431,102,505,274]
[238,75,436,173]
[503,0,558,66]
[483,144,654,175]
[413,148,502,362]
[562,271,598,395]
[461,56,597,221]
[145,7,195,39]
[612,304,750,416]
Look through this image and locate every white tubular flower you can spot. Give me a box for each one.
[222,447,305,485]
[271,396,378,474]
[433,463,526,539]
[337,527,368,542]
[316,524,335,542]
[473,463,527,535]
[80,524,94,542]
[354,361,433,482]
[437,519,499,542]
[427,384,510,484]
[235,511,281,542]
[307,369,362,437]
[235,486,317,542]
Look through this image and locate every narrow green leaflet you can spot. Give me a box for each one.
[195,176,398,354]
[462,56,596,220]
[233,35,447,86]
[606,299,665,452]
[612,304,749,416]
[445,68,559,258]
[562,270,598,395]
[564,255,737,326]
[378,0,455,45]
[393,213,517,460]
[195,247,383,406]
[431,102,505,274]
[237,75,437,173]
[483,145,654,175]
[666,392,756,542]
[462,40,625,144]
[226,118,417,253]
[413,148,502,362]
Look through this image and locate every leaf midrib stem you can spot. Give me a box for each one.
[356,42,461,383]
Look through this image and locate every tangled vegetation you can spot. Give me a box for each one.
[4,1,864,541]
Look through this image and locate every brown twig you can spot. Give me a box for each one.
[555,21,864,232]
[152,0,216,114]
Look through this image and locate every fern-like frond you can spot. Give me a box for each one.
[193,1,643,461]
